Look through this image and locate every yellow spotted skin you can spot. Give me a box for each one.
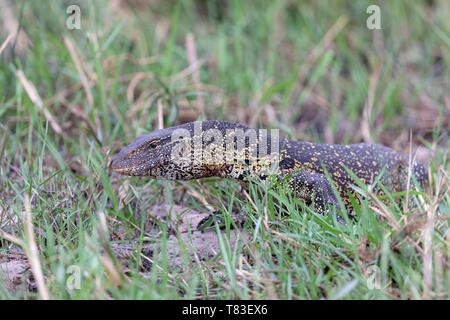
[279,141,427,215]
[112,120,428,220]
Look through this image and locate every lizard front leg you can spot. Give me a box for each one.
[283,171,347,224]
[198,171,348,231]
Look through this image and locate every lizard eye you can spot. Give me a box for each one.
[147,142,158,149]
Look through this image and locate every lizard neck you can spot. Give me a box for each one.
[196,127,285,181]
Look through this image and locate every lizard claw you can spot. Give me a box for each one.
[197,210,246,232]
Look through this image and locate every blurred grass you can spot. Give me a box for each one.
[0,0,449,299]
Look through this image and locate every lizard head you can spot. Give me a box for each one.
[112,120,280,180]
[111,122,206,179]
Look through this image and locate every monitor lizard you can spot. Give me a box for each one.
[111,120,428,224]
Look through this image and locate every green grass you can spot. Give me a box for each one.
[0,0,449,299]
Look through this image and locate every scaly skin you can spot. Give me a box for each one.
[112,120,428,219]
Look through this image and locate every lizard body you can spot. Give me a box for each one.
[112,120,428,218]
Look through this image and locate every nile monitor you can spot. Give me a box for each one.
[111,120,428,223]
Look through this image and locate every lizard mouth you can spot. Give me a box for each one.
[111,164,133,175]
[111,148,156,175]
[111,151,167,176]
[111,159,151,176]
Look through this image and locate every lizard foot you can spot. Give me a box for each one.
[197,210,247,232]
